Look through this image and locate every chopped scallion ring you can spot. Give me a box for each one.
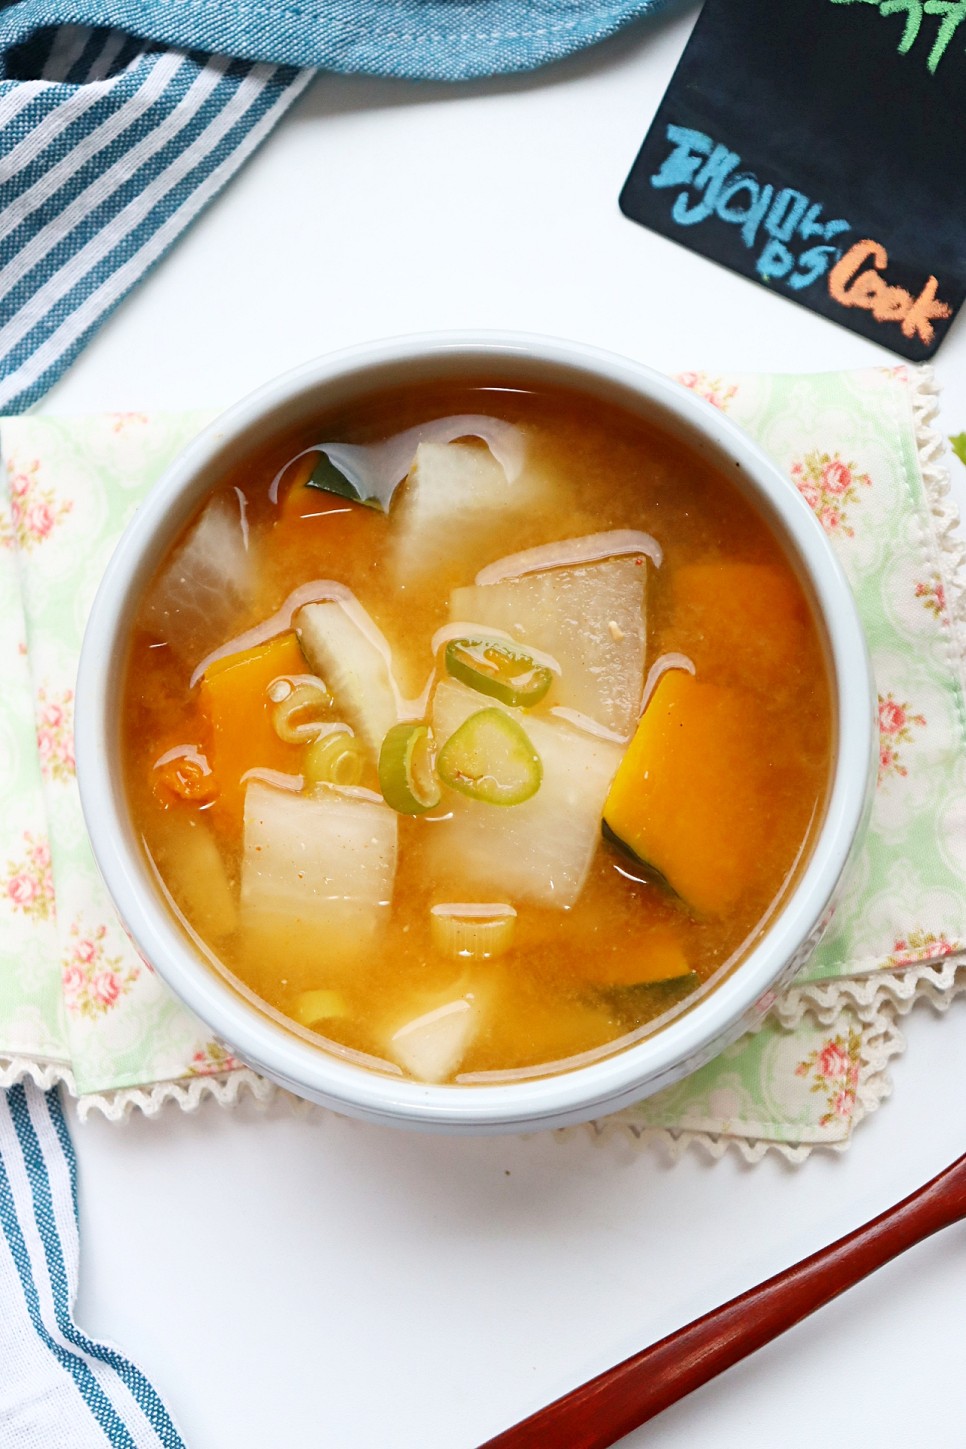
[271,678,333,743]
[303,730,366,788]
[293,989,349,1029]
[378,723,442,815]
[444,637,553,709]
[430,902,517,959]
[437,708,542,806]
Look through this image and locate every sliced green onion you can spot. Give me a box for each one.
[293,988,349,1029]
[271,678,333,743]
[444,637,553,709]
[430,902,517,959]
[303,730,367,788]
[378,722,441,815]
[437,708,542,806]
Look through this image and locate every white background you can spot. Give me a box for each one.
[47,3,966,1445]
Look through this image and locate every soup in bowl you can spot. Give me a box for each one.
[75,334,875,1132]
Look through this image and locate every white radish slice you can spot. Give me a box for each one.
[143,494,256,664]
[151,813,236,941]
[428,679,623,911]
[240,781,397,980]
[295,601,399,760]
[388,997,481,1083]
[450,556,647,740]
[391,440,551,585]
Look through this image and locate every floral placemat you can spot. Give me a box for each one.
[1,366,963,1160]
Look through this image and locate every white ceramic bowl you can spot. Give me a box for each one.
[75,333,876,1133]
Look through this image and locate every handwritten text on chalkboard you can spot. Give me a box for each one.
[829,0,966,73]
[619,0,964,358]
[648,125,952,346]
[652,127,849,291]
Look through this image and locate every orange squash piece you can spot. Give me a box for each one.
[583,923,693,988]
[602,669,774,917]
[277,453,317,513]
[199,632,307,824]
[613,923,692,985]
[670,561,810,692]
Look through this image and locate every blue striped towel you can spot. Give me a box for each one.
[0,31,312,412]
[0,1082,185,1447]
[0,0,667,413]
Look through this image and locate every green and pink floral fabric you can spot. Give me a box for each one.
[1,367,962,1152]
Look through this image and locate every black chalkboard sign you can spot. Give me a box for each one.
[620,0,964,358]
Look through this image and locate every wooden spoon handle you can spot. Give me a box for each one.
[480,1151,966,1449]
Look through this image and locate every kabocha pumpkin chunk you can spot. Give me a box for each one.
[595,924,692,988]
[669,562,809,692]
[601,670,775,917]
[199,632,308,824]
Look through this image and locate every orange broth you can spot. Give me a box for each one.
[121,382,834,1082]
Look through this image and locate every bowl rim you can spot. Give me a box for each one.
[75,330,876,1131]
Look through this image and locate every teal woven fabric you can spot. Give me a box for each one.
[3,2,669,79]
[0,2,671,412]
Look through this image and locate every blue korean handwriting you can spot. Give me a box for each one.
[650,127,851,293]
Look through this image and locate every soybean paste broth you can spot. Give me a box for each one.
[121,382,833,1083]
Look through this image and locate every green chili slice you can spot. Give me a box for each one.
[378,723,441,815]
[437,708,542,805]
[444,637,553,709]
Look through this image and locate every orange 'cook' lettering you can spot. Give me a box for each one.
[829,240,951,347]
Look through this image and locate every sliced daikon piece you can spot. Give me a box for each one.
[241,781,397,981]
[391,440,549,584]
[450,556,646,740]
[295,601,398,761]
[151,813,236,941]
[428,679,623,910]
[142,494,256,663]
[388,996,481,1083]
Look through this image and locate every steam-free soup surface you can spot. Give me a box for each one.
[122,382,833,1084]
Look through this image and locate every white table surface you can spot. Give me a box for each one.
[44,5,966,1445]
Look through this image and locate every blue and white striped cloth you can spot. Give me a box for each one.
[0,0,668,413]
[0,1082,185,1447]
[0,28,312,412]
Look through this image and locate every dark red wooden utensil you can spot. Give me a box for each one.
[480,1150,966,1449]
